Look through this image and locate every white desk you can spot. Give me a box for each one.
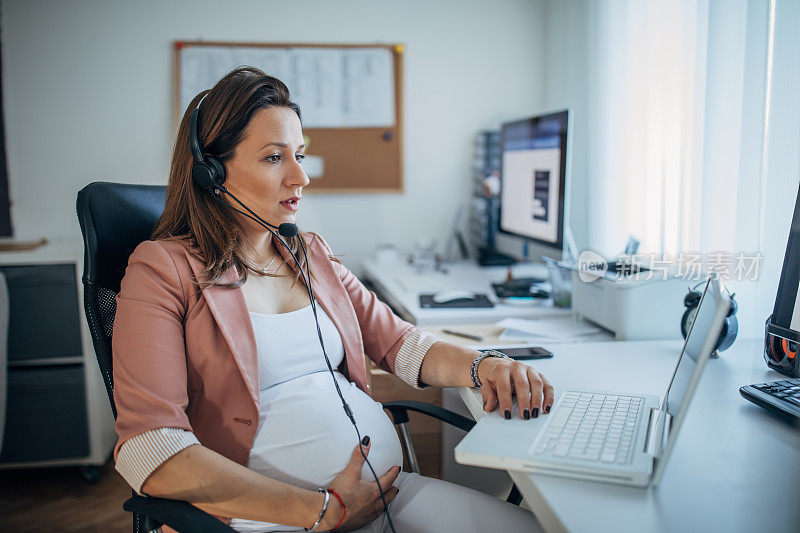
[359,260,606,497]
[361,259,567,326]
[457,338,800,533]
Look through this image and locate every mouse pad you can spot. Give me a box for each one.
[419,294,495,309]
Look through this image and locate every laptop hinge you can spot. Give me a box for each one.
[643,407,672,458]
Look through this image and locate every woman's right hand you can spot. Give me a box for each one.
[321,437,401,531]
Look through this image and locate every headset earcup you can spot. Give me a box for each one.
[681,308,693,339]
[684,290,701,308]
[192,161,218,192]
[716,315,738,352]
[207,156,226,186]
[787,340,797,361]
[767,334,786,363]
[727,296,738,317]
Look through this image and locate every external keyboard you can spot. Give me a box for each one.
[532,392,644,465]
[739,378,800,419]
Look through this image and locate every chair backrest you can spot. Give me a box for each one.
[76,182,166,417]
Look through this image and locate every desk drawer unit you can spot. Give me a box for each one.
[0,251,115,474]
[0,364,89,462]
[3,264,83,362]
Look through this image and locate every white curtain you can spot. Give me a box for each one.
[574,0,800,337]
[585,0,714,256]
[756,0,800,331]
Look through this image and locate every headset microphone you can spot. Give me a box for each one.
[277,223,299,238]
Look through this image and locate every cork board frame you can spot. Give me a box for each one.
[174,41,404,194]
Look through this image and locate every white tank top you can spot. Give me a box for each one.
[230,305,403,532]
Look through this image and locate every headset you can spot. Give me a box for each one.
[681,281,738,355]
[189,93,397,531]
[764,316,799,376]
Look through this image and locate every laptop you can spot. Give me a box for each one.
[455,277,731,487]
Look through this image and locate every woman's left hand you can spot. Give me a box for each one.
[478,357,554,420]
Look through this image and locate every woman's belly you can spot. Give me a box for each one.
[246,371,404,489]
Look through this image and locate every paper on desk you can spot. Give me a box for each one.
[495,317,602,339]
[497,330,611,343]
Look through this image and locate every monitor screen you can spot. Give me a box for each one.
[772,184,800,332]
[499,110,569,249]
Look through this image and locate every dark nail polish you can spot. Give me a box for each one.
[483,399,487,407]
[523,409,530,420]
[545,405,551,413]
[532,407,539,418]
[361,435,370,446]
[504,410,511,420]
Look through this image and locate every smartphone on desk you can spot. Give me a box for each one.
[499,347,554,360]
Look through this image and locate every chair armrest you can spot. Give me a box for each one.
[382,400,476,432]
[123,495,236,533]
[382,400,523,506]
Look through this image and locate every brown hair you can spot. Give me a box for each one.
[152,66,308,287]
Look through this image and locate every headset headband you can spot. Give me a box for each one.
[189,93,209,164]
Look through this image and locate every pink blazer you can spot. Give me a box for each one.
[112,233,421,469]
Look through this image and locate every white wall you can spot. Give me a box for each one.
[699,0,766,339]
[494,0,588,261]
[1,0,546,270]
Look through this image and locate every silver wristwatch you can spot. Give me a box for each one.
[470,349,510,387]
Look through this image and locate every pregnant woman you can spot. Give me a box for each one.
[112,66,552,532]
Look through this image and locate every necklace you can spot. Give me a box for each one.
[250,253,278,276]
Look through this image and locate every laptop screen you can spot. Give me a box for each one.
[651,277,729,485]
[663,279,728,415]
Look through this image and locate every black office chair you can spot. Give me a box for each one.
[76,181,521,533]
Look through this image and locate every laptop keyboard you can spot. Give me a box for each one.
[532,392,643,465]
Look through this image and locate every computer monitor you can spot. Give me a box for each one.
[498,110,570,255]
[771,183,800,334]
[765,181,800,375]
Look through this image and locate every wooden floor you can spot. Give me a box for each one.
[0,459,131,532]
[0,370,441,531]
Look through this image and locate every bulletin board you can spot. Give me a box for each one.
[174,41,404,193]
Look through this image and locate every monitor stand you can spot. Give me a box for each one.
[478,246,516,267]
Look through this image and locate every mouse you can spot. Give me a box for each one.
[432,290,477,304]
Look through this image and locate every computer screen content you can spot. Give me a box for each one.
[499,110,569,250]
